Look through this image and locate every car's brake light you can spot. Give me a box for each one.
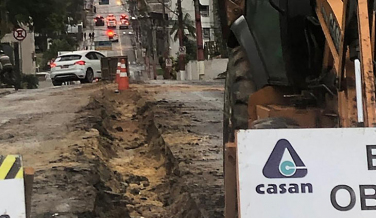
[50,63,57,68]
[75,60,86,65]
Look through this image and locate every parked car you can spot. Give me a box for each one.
[50,50,106,86]
[94,15,105,26]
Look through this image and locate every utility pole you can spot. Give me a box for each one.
[193,0,205,79]
[161,0,169,52]
[0,0,9,39]
[177,0,185,79]
[152,21,158,80]
[161,0,171,79]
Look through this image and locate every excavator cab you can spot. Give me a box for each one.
[244,0,325,88]
[220,0,376,216]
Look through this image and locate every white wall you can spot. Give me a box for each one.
[1,26,36,74]
[184,58,228,81]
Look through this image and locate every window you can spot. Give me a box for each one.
[200,5,209,17]
[95,52,105,59]
[55,55,82,62]
[203,28,210,39]
[85,52,98,60]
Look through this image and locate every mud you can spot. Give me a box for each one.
[0,82,222,218]
[79,87,203,218]
[136,82,225,217]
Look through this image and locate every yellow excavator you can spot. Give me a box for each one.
[219,0,376,216]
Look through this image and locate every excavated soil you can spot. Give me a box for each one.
[74,86,203,217]
[0,82,223,218]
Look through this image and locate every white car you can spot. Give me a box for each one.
[50,50,106,86]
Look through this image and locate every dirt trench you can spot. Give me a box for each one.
[64,87,204,218]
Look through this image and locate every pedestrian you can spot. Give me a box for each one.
[84,32,86,40]
[89,33,92,40]
[92,32,95,40]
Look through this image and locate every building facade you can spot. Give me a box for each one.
[168,0,215,57]
[1,26,36,74]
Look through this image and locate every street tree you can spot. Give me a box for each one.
[170,13,196,42]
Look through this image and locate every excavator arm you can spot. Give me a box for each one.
[315,0,376,127]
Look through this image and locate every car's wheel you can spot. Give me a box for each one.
[223,46,257,146]
[52,80,62,86]
[83,68,94,83]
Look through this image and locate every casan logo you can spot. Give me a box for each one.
[256,139,313,195]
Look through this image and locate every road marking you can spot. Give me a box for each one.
[118,28,124,56]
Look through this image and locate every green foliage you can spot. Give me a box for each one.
[42,38,76,66]
[170,13,196,42]
[20,74,38,89]
[4,0,83,36]
[184,37,197,63]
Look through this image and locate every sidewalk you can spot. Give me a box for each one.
[78,9,96,50]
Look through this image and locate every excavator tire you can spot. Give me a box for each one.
[223,46,256,146]
[223,46,256,218]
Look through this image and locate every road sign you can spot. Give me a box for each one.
[165,58,173,67]
[94,41,112,51]
[179,46,186,55]
[13,28,27,41]
[237,128,376,218]
[0,155,26,217]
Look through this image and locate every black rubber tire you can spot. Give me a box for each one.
[223,46,256,218]
[52,80,62,86]
[250,117,300,129]
[83,68,94,83]
[223,46,257,145]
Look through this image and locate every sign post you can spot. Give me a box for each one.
[179,46,186,55]
[236,128,376,218]
[165,58,173,67]
[13,28,27,41]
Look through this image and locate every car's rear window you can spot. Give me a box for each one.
[55,55,82,62]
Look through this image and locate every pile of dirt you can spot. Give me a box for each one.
[73,86,203,217]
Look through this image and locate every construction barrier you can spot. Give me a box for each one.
[118,58,129,90]
[116,61,121,83]
[101,56,129,82]
[0,155,26,217]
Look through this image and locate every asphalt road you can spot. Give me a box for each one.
[81,0,134,60]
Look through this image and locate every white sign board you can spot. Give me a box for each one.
[0,155,26,217]
[165,58,172,67]
[237,128,376,218]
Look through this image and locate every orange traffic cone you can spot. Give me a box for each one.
[116,61,121,83]
[118,59,129,90]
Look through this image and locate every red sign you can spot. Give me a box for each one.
[13,28,27,41]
